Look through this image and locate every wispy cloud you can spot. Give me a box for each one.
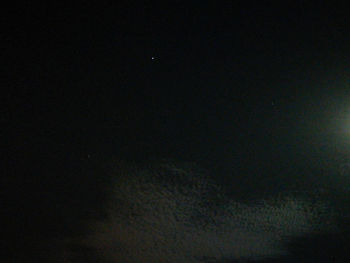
[63,160,337,262]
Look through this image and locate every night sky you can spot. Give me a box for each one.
[4,2,350,262]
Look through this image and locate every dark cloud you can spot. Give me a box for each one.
[56,160,341,263]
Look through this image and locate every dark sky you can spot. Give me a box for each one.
[3,2,350,261]
[5,2,350,183]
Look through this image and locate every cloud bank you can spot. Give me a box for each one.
[61,160,338,263]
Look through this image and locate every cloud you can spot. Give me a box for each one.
[61,160,338,263]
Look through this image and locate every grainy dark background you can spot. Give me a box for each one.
[3,2,350,262]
